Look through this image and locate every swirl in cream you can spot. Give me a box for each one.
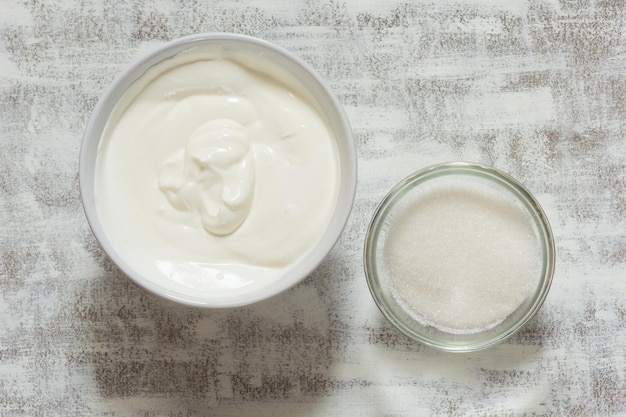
[158,119,255,236]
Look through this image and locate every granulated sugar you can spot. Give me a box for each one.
[383,176,542,334]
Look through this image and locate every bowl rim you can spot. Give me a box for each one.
[79,33,357,308]
[363,161,555,352]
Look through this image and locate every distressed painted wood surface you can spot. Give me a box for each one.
[1,1,625,416]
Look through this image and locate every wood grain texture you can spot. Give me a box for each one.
[1,0,625,415]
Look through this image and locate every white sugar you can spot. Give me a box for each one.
[383,176,542,334]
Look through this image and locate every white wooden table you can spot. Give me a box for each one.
[1,1,625,415]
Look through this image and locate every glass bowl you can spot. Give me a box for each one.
[363,162,555,352]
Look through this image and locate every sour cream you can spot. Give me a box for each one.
[94,46,340,299]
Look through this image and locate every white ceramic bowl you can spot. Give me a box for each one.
[79,33,357,307]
